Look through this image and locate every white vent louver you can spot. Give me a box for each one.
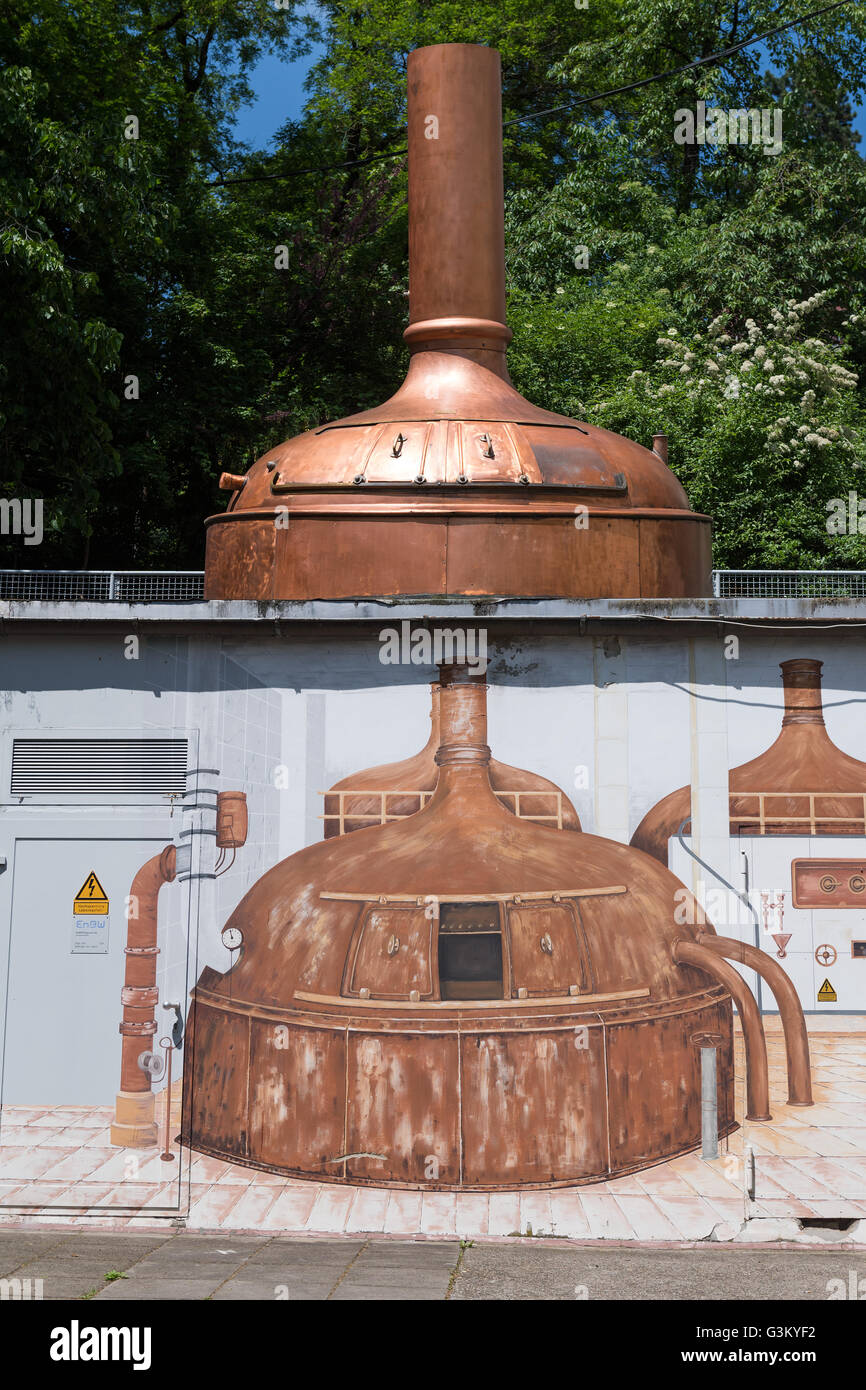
[11,738,188,797]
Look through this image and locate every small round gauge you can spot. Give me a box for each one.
[221,926,244,951]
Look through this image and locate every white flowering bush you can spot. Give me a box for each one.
[596,292,866,566]
[632,293,858,464]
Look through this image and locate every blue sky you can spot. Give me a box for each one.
[233,49,321,147]
[232,46,866,151]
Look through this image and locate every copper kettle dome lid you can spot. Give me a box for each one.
[732,659,866,791]
[205,44,711,600]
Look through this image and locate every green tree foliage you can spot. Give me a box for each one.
[501,3,866,566]
[0,0,313,564]
[1,0,865,569]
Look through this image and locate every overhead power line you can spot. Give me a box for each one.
[209,0,854,188]
[502,0,852,128]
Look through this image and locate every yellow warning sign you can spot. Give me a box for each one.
[817,978,837,1003]
[74,871,109,916]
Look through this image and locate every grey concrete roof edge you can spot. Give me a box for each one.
[3,597,866,624]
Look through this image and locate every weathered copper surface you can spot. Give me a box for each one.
[215,791,248,850]
[632,659,866,862]
[323,683,580,835]
[204,43,711,600]
[179,666,808,1189]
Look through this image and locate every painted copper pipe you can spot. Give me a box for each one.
[673,938,771,1121]
[696,932,813,1106]
[405,44,510,369]
[118,846,176,1095]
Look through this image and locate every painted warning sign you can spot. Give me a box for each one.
[817,978,838,1003]
[73,871,109,916]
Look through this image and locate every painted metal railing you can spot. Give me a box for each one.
[321,787,565,834]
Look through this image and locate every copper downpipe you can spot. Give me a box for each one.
[110,845,177,1147]
[673,939,771,1121]
[696,933,813,1107]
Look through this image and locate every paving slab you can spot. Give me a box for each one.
[331,1241,458,1300]
[0,1234,70,1275]
[95,1277,226,1301]
[208,1284,319,1302]
[239,1238,365,1266]
[211,1275,344,1301]
[450,1245,866,1301]
[329,1283,450,1301]
[351,1240,456,1268]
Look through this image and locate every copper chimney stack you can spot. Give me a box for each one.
[205,43,711,601]
[405,46,509,368]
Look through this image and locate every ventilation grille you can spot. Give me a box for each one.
[11,739,189,798]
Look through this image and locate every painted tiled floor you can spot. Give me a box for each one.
[1,1018,863,1240]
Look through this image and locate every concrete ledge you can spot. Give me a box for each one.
[3,596,866,626]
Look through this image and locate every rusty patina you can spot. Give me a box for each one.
[204,43,711,600]
[182,666,810,1189]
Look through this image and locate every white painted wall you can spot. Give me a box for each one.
[1,622,865,1107]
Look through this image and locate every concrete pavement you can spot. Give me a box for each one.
[1,1231,864,1301]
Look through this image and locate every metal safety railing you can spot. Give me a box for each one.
[1,568,864,603]
[0,570,205,602]
[712,569,866,598]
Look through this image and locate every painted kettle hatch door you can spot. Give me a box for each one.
[183,666,811,1190]
[204,43,711,601]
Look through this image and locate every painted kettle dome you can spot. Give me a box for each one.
[323,679,580,835]
[632,659,866,864]
[180,667,815,1189]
